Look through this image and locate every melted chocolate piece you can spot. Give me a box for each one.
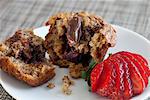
[78,53,91,66]
[63,50,79,63]
[63,48,91,65]
[17,43,46,64]
[66,16,82,46]
[63,16,94,64]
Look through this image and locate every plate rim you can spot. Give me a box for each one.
[113,24,150,45]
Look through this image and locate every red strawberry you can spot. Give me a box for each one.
[132,53,150,76]
[109,57,124,99]
[133,53,148,65]
[105,67,121,100]
[88,51,149,99]
[119,53,145,95]
[95,60,114,97]
[120,52,148,87]
[114,54,133,99]
[90,62,104,92]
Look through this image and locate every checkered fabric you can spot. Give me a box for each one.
[0,0,150,100]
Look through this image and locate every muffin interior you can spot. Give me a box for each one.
[0,30,54,79]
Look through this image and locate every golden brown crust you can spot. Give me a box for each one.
[0,56,55,86]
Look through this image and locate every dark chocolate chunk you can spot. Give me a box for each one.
[78,53,91,66]
[66,16,82,46]
[16,43,46,63]
[63,50,79,63]
[29,44,46,63]
[85,24,101,36]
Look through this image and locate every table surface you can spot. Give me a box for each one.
[0,0,150,100]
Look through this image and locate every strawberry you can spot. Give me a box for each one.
[86,51,149,100]
[90,62,104,92]
[132,53,150,76]
[133,53,148,65]
[118,53,145,95]
[95,60,114,97]
[109,57,124,99]
[113,54,133,99]
[110,53,133,99]
[120,52,148,87]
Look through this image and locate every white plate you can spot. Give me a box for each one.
[0,25,150,100]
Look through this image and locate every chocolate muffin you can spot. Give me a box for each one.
[0,30,55,86]
[44,12,116,78]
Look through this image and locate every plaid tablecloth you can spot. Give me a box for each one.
[0,0,150,100]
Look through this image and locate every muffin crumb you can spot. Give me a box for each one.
[62,75,74,95]
[69,63,85,78]
[47,82,55,89]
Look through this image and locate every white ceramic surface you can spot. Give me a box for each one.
[0,25,150,100]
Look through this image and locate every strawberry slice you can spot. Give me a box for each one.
[107,66,121,100]
[132,53,150,76]
[109,57,124,99]
[90,62,104,92]
[114,54,133,99]
[120,52,148,88]
[113,51,149,76]
[133,53,148,65]
[95,60,114,97]
[119,54,145,95]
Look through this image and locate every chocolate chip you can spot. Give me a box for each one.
[63,50,79,63]
[66,16,82,46]
[86,24,101,35]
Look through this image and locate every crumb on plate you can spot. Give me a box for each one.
[47,82,55,89]
[62,75,74,95]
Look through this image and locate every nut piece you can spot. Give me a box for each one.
[62,75,74,95]
[47,82,55,89]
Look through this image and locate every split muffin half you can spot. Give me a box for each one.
[44,12,116,78]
